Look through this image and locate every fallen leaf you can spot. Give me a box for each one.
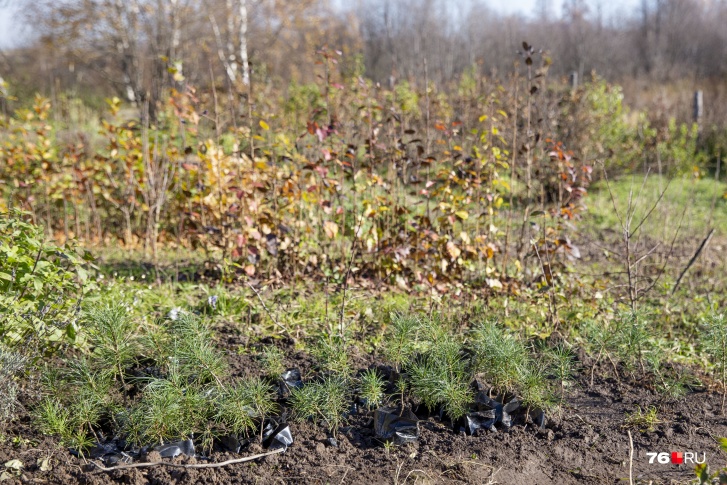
[37,457,52,472]
[446,241,461,259]
[323,221,339,239]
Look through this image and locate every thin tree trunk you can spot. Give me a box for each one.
[239,0,250,86]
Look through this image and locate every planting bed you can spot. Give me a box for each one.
[2,332,725,485]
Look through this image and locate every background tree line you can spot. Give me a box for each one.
[0,0,725,125]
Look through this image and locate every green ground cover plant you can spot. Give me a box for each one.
[0,209,97,354]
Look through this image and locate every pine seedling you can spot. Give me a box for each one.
[122,361,214,446]
[704,313,727,414]
[471,321,529,397]
[408,336,474,421]
[86,303,140,386]
[359,369,386,410]
[138,322,171,363]
[170,313,227,385]
[65,357,114,403]
[259,345,286,378]
[34,399,72,439]
[384,313,422,372]
[34,397,96,455]
[311,335,351,377]
[519,362,556,415]
[614,311,651,373]
[580,319,619,384]
[543,344,578,400]
[174,338,228,386]
[216,377,278,437]
[290,376,349,434]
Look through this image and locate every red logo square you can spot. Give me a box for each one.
[671,452,683,464]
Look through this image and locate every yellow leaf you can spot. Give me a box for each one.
[455,210,469,220]
[259,120,270,131]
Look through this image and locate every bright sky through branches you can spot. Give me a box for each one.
[0,0,641,49]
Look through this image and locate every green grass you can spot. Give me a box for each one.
[585,175,727,240]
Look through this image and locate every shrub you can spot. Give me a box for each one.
[0,209,96,354]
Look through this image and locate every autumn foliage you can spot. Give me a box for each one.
[0,53,596,293]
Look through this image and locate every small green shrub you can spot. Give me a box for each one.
[0,209,97,354]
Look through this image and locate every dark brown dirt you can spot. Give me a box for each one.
[3,339,726,485]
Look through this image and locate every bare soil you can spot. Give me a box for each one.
[2,334,726,485]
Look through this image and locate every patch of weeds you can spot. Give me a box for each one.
[623,405,662,432]
[259,345,286,378]
[311,335,351,377]
[197,286,250,318]
[358,369,386,410]
[216,377,278,438]
[290,376,349,434]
